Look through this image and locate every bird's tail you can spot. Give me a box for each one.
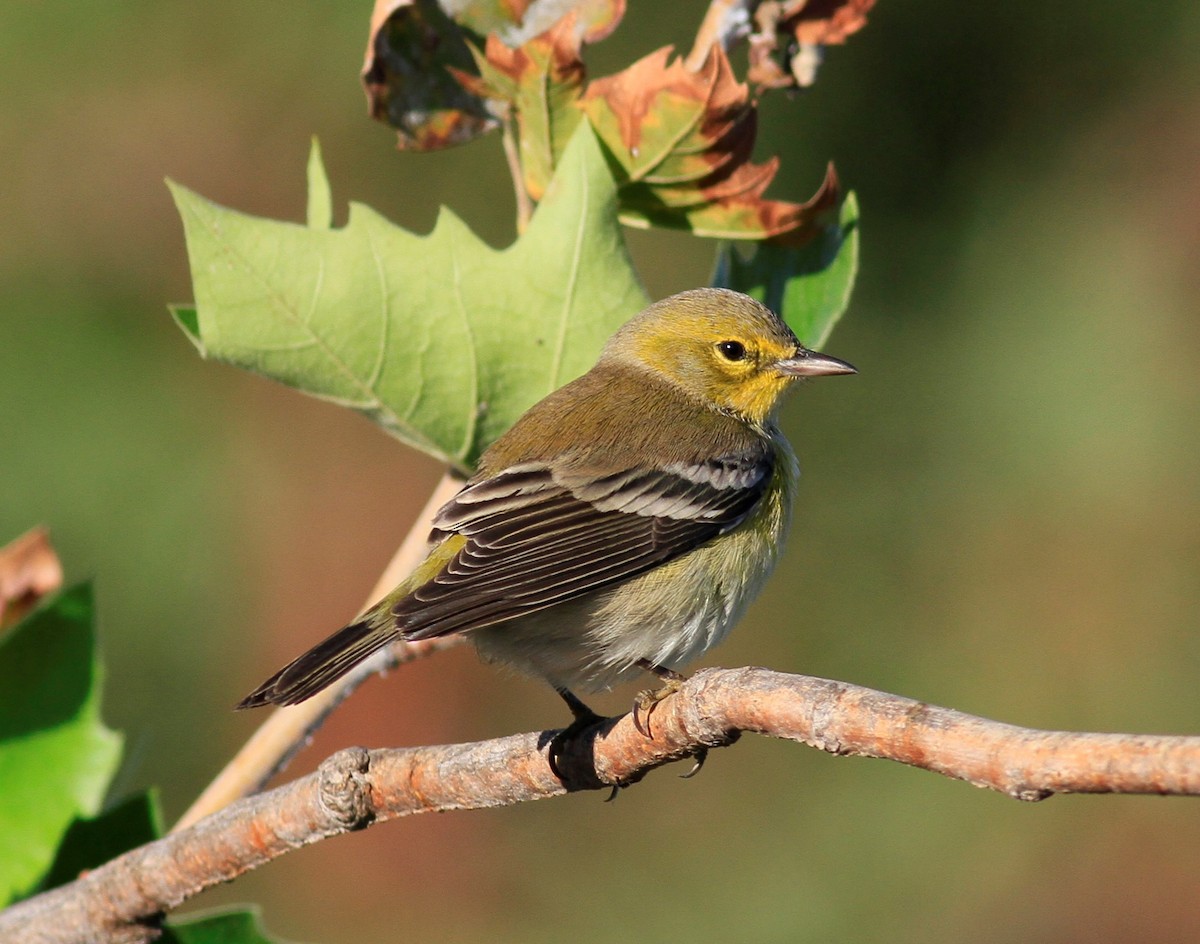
[235,618,397,709]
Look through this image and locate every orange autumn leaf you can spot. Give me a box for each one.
[579,44,838,241]
[628,162,840,243]
[0,526,63,630]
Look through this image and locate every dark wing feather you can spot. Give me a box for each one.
[395,451,773,641]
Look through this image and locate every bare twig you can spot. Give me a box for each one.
[172,471,465,832]
[502,118,534,234]
[8,667,1200,944]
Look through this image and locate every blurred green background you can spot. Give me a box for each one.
[3,2,1199,941]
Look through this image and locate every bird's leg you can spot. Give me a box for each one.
[548,687,608,782]
[558,687,605,726]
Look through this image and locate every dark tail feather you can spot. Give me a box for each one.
[235,620,396,709]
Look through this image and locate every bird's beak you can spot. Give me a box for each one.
[774,347,857,377]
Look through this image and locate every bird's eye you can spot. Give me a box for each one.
[716,340,747,362]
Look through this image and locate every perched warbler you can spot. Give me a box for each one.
[237,288,854,737]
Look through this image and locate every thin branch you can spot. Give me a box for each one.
[502,117,534,234]
[8,667,1200,944]
[172,471,465,832]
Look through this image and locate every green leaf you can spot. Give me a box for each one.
[170,121,648,472]
[713,192,859,348]
[168,305,203,352]
[163,907,283,944]
[38,791,161,893]
[0,584,122,907]
[305,137,332,231]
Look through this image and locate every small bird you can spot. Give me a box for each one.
[237,288,854,746]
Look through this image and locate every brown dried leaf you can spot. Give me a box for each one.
[363,0,498,151]
[785,0,876,44]
[579,45,836,241]
[0,527,64,630]
[362,0,625,151]
[748,0,876,90]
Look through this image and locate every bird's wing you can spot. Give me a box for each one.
[395,451,774,639]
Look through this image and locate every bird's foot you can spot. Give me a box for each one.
[631,660,689,738]
[632,661,708,777]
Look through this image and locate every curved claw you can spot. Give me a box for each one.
[679,747,708,779]
[631,660,689,739]
[632,679,684,739]
[547,732,571,782]
[632,695,655,738]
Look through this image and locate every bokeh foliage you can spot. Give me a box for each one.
[2,1,1198,942]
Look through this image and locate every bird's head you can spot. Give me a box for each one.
[603,288,856,427]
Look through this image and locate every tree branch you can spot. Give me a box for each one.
[6,667,1200,944]
[172,471,466,832]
